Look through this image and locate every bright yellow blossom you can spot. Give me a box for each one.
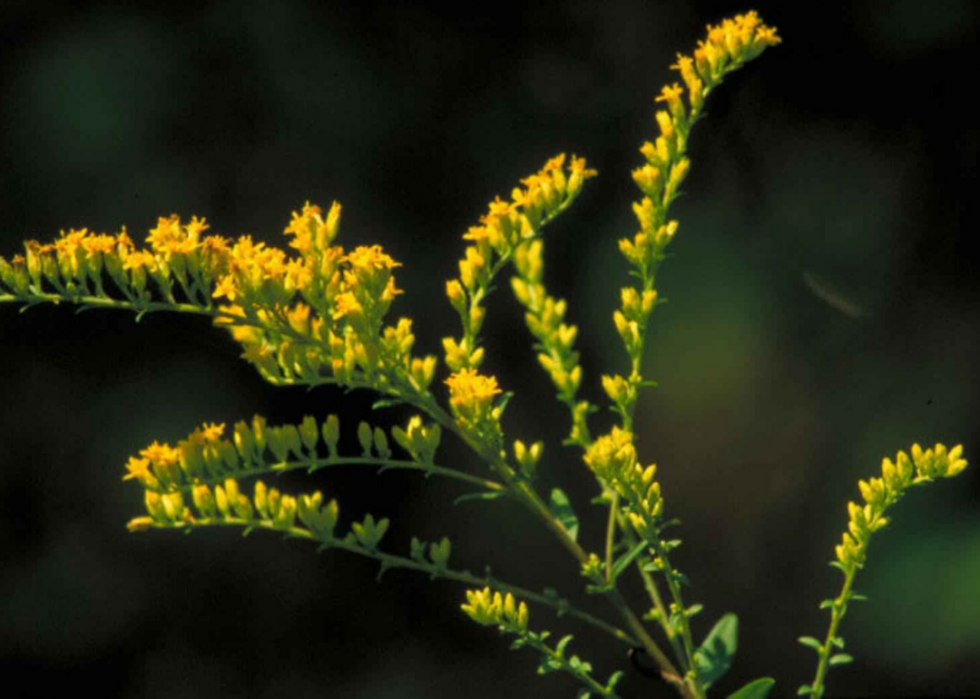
[445,368,501,415]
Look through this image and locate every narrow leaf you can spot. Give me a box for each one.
[453,491,507,507]
[555,634,574,657]
[610,541,648,581]
[549,487,579,542]
[829,653,854,666]
[797,636,823,652]
[727,677,775,699]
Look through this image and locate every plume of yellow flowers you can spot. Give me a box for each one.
[0,201,437,399]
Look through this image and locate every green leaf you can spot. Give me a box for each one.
[828,653,854,666]
[606,670,624,690]
[453,491,507,507]
[819,599,835,610]
[797,636,823,652]
[549,488,579,542]
[848,592,869,602]
[371,398,405,410]
[610,541,648,581]
[496,391,515,415]
[796,685,815,696]
[727,677,775,699]
[696,612,738,686]
[555,634,575,657]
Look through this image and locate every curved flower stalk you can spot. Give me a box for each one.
[799,444,969,698]
[0,203,438,405]
[4,10,965,699]
[128,472,638,654]
[442,154,597,374]
[121,413,504,497]
[462,586,626,698]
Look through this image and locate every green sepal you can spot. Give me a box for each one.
[409,536,426,562]
[549,487,579,542]
[495,391,515,416]
[695,612,738,686]
[605,670,624,691]
[585,582,614,595]
[727,677,775,699]
[797,636,823,652]
[555,634,575,658]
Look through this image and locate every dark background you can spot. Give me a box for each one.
[1,1,978,697]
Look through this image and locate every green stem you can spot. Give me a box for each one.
[147,516,637,649]
[521,632,618,698]
[604,492,619,578]
[808,566,856,697]
[649,537,700,688]
[151,455,505,495]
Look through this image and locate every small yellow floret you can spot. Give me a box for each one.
[343,245,401,272]
[445,368,501,412]
[123,456,151,482]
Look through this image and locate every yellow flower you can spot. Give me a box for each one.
[445,368,501,414]
[213,274,238,301]
[332,291,363,321]
[81,234,118,255]
[140,440,180,467]
[343,245,401,273]
[122,249,156,272]
[123,456,152,481]
[200,422,226,442]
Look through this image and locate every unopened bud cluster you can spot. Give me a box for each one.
[835,443,968,570]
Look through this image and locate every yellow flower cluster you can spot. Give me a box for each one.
[606,11,780,440]
[121,414,324,492]
[0,203,438,398]
[624,12,779,276]
[461,586,529,632]
[835,443,968,570]
[443,154,596,373]
[584,427,664,537]
[127,476,339,543]
[445,368,503,439]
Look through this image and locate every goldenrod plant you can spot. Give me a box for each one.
[0,12,968,699]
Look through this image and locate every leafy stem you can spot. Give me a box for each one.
[143,514,636,649]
